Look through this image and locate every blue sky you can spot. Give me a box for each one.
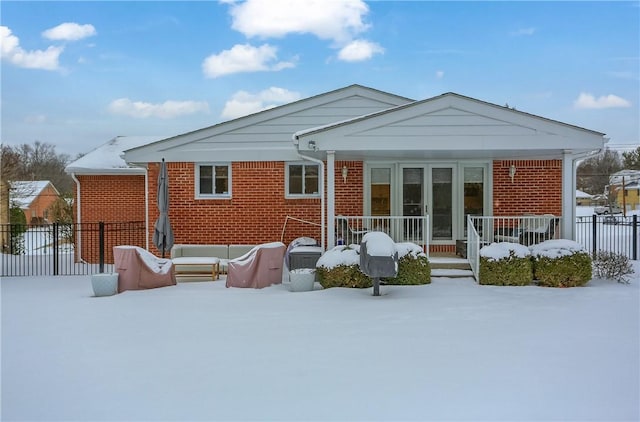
[1,1,638,157]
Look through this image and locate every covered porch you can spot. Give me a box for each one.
[293,93,605,254]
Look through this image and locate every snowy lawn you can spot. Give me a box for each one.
[2,266,639,421]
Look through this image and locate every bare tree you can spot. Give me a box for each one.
[576,148,622,195]
[1,145,22,250]
[13,141,74,194]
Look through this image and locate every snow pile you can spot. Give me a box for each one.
[530,239,587,258]
[480,242,530,261]
[395,242,426,259]
[2,266,638,421]
[316,245,360,269]
[361,231,395,257]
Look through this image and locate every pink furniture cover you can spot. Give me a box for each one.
[113,246,176,293]
[226,242,286,289]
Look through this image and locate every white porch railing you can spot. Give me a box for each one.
[335,216,430,257]
[466,216,481,281]
[467,214,563,283]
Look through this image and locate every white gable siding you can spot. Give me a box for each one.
[296,95,605,159]
[125,86,412,163]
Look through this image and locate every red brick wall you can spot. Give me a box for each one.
[76,159,564,259]
[335,161,364,216]
[147,162,313,253]
[75,175,147,263]
[493,160,562,216]
[26,184,59,223]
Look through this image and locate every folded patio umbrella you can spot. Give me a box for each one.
[152,159,174,258]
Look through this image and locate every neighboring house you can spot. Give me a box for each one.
[66,84,606,260]
[10,180,60,224]
[576,189,593,206]
[617,181,640,211]
[609,169,640,211]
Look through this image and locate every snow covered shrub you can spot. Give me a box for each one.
[316,245,372,289]
[530,240,592,287]
[478,242,532,286]
[384,242,431,285]
[592,250,634,284]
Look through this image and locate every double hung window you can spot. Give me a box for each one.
[196,164,231,198]
[286,163,319,197]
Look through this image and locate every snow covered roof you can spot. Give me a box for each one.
[610,169,640,186]
[64,136,168,175]
[11,181,58,208]
[576,189,593,199]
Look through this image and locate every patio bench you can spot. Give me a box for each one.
[170,244,256,278]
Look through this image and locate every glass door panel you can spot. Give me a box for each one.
[463,167,484,234]
[431,167,453,240]
[402,168,424,241]
[370,168,391,216]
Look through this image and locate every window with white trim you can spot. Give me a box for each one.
[196,164,231,198]
[286,163,319,197]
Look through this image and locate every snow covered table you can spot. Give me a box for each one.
[171,257,220,281]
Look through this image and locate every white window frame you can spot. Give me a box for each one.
[285,162,320,199]
[195,163,232,199]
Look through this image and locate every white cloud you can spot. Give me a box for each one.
[227,0,370,44]
[435,70,444,79]
[202,43,295,78]
[337,39,383,62]
[573,92,632,109]
[510,27,536,36]
[42,23,96,41]
[0,25,63,70]
[24,114,47,124]
[221,87,302,119]
[107,98,210,119]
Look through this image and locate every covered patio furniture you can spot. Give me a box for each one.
[226,242,286,289]
[336,216,369,245]
[494,214,558,246]
[113,245,176,293]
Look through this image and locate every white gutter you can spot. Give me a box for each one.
[293,134,325,252]
[70,172,83,262]
[129,163,150,250]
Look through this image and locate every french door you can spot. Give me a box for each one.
[401,165,456,242]
[367,163,486,242]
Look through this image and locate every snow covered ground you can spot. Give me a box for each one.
[2,263,639,421]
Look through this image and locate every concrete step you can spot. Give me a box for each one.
[431,268,475,278]
[428,256,474,278]
[429,256,471,270]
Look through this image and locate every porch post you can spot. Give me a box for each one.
[562,150,575,240]
[327,151,336,250]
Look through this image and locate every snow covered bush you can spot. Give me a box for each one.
[384,242,431,285]
[478,242,532,286]
[530,240,592,287]
[316,245,372,289]
[315,241,431,289]
[592,250,634,284]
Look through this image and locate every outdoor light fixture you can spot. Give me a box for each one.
[308,140,317,151]
[342,166,348,183]
[509,164,517,183]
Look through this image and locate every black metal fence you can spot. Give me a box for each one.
[0,221,145,277]
[1,216,637,277]
[575,214,639,260]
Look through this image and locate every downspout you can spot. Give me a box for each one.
[70,172,83,262]
[293,134,326,252]
[126,163,150,250]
